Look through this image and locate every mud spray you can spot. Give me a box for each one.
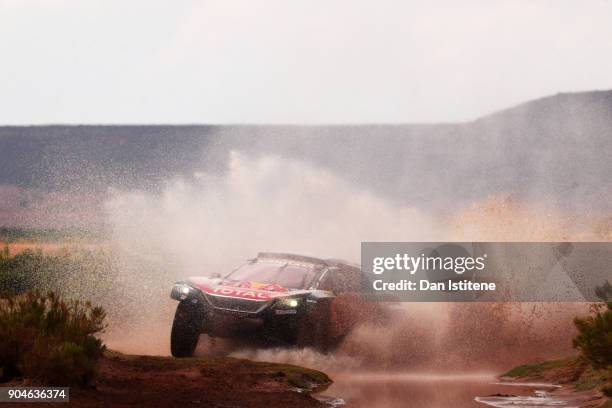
[101,151,606,372]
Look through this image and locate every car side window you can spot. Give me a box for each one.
[334,267,362,293]
[317,270,335,291]
[317,267,362,293]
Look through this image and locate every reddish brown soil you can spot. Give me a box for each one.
[5,352,331,407]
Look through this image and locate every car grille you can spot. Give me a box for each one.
[205,295,269,313]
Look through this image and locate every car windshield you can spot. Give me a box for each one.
[225,261,317,290]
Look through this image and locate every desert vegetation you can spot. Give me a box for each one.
[0,247,117,386]
[503,281,612,401]
[0,227,104,243]
[0,291,106,385]
[573,281,612,370]
[572,281,612,397]
[0,246,116,300]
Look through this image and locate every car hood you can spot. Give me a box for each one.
[187,276,309,301]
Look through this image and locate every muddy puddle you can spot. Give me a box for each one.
[316,373,576,408]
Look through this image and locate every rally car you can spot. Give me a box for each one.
[169,252,365,357]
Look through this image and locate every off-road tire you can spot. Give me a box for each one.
[171,301,203,357]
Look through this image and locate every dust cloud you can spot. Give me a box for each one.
[101,151,605,371]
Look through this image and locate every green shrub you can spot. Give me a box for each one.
[0,291,106,386]
[573,281,612,370]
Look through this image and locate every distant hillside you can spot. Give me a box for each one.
[0,90,611,226]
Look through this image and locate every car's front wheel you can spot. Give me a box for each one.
[170,301,203,357]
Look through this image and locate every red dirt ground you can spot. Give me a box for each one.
[4,351,331,407]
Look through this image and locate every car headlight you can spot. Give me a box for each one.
[171,283,193,301]
[277,297,300,308]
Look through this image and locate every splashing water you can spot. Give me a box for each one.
[99,151,603,370]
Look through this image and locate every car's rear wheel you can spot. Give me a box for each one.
[171,301,203,357]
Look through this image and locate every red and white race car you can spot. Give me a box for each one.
[169,252,365,357]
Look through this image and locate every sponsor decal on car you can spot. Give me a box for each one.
[210,287,273,300]
[223,280,290,293]
[187,277,309,301]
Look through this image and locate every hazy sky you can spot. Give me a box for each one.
[2,0,612,124]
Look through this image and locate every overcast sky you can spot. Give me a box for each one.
[1,0,612,124]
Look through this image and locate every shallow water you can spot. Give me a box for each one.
[318,373,573,408]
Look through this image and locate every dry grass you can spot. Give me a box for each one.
[1,241,102,256]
